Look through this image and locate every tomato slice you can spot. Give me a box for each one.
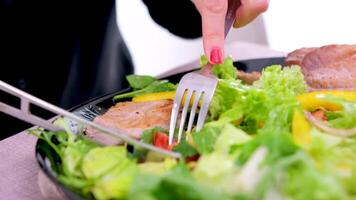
[153,132,176,151]
[311,110,327,121]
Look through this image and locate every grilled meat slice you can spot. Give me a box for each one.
[237,70,261,85]
[285,44,356,89]
[285,47,317,66]
[85,100,172,145]
[301,44,356,89]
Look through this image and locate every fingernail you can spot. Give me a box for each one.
[210,48,223,64]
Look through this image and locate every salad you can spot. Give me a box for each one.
[32,57,356,200]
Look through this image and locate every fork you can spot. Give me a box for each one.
[168,0,241,145]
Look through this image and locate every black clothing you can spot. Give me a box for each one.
[0,0,201,139]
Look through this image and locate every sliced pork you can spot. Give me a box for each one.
[86,100,172,145]
[237,70,261,85]
[285,47,316,66]
[285,44,356,90]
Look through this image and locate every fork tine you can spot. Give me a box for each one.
[187,90,202,133]
[168,88,185,145]
[177,89,193,143]
[196,90,214,131]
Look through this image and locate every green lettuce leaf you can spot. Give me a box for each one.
[253,65,306,97]
[154,163,234,200]
[192,126,222,154]
[209,79,244,119]
[62,139,97,178]
[81,146,137,200]
[172,140,198,158]
[128,127,168,160]
[306,132,356,197]
[275,153,345,200]
[322,96,356,129]
[209,65,306,135]
[214,123,251,154]
[92,161,137,200]
[193,152,236,191]
[126,75,156,90]
[200,55,209,67]
[81,146,128,179]
[140,127,168,144]
[212,57,237,80]
[235,132,298,166]
[113,80,176,101]
[138,158,177,175]
[129,163,235,200]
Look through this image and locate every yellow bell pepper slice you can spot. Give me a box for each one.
[132,91,175,102]
[296,90,356,111]
[132,91,201,107]
[292,109,312,146]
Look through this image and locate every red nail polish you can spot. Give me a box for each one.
[210,48,223,64]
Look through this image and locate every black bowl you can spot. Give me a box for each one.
[35,57,285,200]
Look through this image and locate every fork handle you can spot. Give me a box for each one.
[224,0,241,38]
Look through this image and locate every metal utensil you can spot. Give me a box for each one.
[168,0,241,145]
[0,80,181,159]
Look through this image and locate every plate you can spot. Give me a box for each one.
[35,57,285,200]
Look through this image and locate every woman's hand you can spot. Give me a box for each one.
[192,0,269,64]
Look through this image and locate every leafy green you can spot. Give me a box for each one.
[324,110,343,121]
[200,55,209,67]
[129,163,234,200]
[235,132,298,166]
[253,65,306,97]
[113,80,176,101]
[129,127,168,160]
[331,142,356,196]
[138,158,177,175]
[93,161,137,200]
[209,79,244,119]
[306,132,356,197]
[172,140,198,158]
[209,65,306,135]
[141,127,168,144]
[191,125,252,192]
[153,163,234,200]
[81,146,127,179]
[214,123,251,154]
[267,152,346,200]
[192,126,222,154]
[62,139,97,177]
[126,75,157,90]
[127,173,162,200]
[53,117,84,135]
[212,57,237,80]
[322,96,356,129]
[81,146,138,200]
[193,152,236,191]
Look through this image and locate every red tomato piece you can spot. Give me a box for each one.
[153,132,176,151]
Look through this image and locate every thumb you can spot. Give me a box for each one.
[199,0,228,64]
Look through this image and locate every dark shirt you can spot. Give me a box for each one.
[0,0,201,138]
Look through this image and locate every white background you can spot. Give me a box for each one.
[263,0,356,52]
[117,0,356,75]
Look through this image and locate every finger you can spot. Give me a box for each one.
[233,0,269,28]
[200,0,228,64]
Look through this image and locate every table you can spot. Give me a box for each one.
[0,42,285,199]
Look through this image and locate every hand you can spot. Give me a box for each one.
[192,0,269,64]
